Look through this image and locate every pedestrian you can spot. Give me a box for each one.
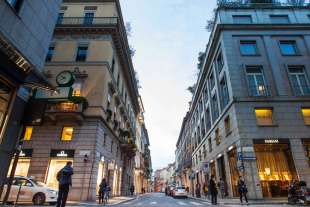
[238,176,248,204]
[98,178,107,204]
[218,178,225,198]
[195,182,201,198]
[56,161,74,207]
[209,175,218,205]
[130,184,135,196]
[203,181,208,198]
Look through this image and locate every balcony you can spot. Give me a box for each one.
[45,101,86,123]
[56,17,118,27]
[120,131,137,158]
[218,0,310,8]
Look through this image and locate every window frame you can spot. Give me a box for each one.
[224,115,232,136]
[61,126,74,141]
[57,12,64,25]
[45,46,55,62]
[75,44,88,62]
[245,65,269,97]
[219,74,230,109]
[232,15,252,24]
[23,126,33,141]
[270,14,290,24]
[279,40,299,56]
[83,11,95,25]
[287,66,310,96]
[254,107,274,126]
[240,40,259,56]
[301,108,310,126]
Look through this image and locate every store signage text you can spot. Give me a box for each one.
[34,87,72,100]
[19,149,33,158]
[57,151,68,157]
[50,150,75,158]
[264,139,279,144]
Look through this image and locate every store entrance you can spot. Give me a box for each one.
[96,161,105,194]
[46,159,73,189]
[210,162,216,179]
[217,155,227,196]
[254,142,297,198]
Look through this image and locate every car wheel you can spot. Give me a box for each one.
[33,193,46,205]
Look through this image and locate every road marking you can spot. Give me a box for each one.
[150,201,157,205]
[177,201,187,205]
[190,201,203,206]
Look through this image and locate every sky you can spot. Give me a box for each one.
[119,0,217,171]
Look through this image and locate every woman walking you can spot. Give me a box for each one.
[238,176,248,204]
[99,178,107,204]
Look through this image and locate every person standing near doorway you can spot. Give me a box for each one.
[218,178,225,198]
[209,175,218,205]
[238,176,248,204]
[56,161,74,207]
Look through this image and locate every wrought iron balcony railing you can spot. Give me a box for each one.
[56,17,118,27]
[218,0,310,8]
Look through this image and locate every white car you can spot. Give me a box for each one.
[173,186,188,198]
[1,176,58,205]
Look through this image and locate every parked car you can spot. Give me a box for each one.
[167,185,175,196]
[173,186,188,198]
[1,176,58,205]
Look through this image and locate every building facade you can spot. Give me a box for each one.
[154,163,175,192]
[0,0,62,197]
[177,0,310,200]
[13,0,150,202]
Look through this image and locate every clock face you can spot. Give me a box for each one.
[56,71,74,86]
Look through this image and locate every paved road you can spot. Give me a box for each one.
[115,193,290,207]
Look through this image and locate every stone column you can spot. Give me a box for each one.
[290,139,310,184]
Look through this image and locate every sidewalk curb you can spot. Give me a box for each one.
[189,196,288,205]
[109,193,150,206]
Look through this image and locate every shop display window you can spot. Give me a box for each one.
[96,161,105,194]
[255,108,273,126]
[254,143,297,197]
[8,158,31,177]
[228,148,239,197]
[61,127,74,141]
[46,159,73,189]
[23,126,33,141]
[301,108,310,125]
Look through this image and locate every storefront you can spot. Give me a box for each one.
[46,150,75,189]
[217,154,228,195]
[0,79,14,142]
[227,147,239,197]
[254,139,297,198]
[8,149,33,177]
[210,160,216,179]
[302,139,310,167]
[96,156,106,194]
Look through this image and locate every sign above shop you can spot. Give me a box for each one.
[34,87,72,100]
[50,150,75,158]
[19,149,33,158]
[264,139,279,144]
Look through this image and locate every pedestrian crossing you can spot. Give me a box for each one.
[122,199,210,206]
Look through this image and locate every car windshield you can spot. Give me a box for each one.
[177,187,185,190]
[30,179,45,187]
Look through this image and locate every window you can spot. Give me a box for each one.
[45,46,54,62]
[199,150,202,161]
[233,15,252,24]
[72,83,82,96]
[23,126,33,141]
[61,127,74,141]
[5,0,23,12]
[208,138,212,152]
[220,75,229,109]
[209,72,215,90]
[215,128,221,145]
[246,66,268,96]
[84,12,94,25]
[76,46,88,62]
[240,41,258,56]
[224,116,231,136]
[280,41,298,55]
[103,133,107,146]
[211,95,219,121]
[216,52,224,73]
[203,84,208,104]
[203,144,207,159]
[205,108,211,132]
[57,13,64,24]
[270,15,289,24]
[301,108,310,125]
[201,118,205,137]
[288,66,310,96]
[255,108,273,126]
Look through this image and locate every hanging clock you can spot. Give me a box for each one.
[56,71,75,87]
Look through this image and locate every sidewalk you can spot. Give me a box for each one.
[189,195,288,205]
[67,195,137,206]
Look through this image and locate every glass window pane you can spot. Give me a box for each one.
[23,126,33,141]
[270,15,289,24]
[290,75,302,95]
[299,74,310,95]
[240,42,257,55]
[61,127,74,141]
[280,41,297,55]
[255,109,273,126]
[302,108,310,125]
[233,15,252,24]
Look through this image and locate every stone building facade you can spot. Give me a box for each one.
[14,0,150,202]
[0,0,62,196]
[177,0,310,200]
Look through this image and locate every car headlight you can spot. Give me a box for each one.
[47,189,57,195]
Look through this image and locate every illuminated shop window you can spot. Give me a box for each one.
[72,83,82,97]
[302,108,310,125]
[61,127,74,141]
[23,126,33,141]
[255,108,273,126]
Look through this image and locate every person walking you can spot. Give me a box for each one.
[98,178,107,204]
[56,161,74,207]
[218,178,225,198]
[238,176,248,204]
[209,175,218,205]
[203,181,208,198]
[130,184,135,196]
[195,182,201,198]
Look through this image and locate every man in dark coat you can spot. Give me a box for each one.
[56,161,74,207]
[209,175,218,205]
